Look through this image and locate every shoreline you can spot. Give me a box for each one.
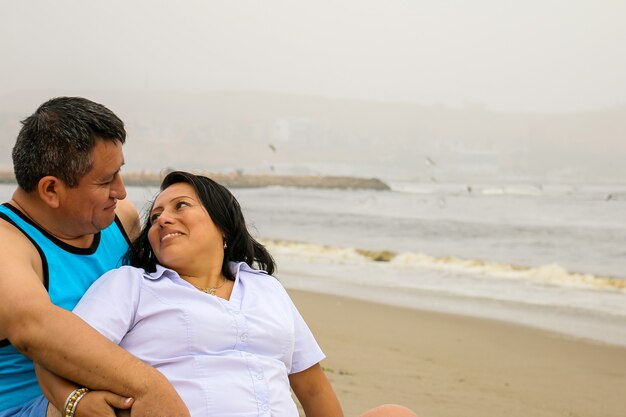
[275,261,626,349]
[288,289,626,417]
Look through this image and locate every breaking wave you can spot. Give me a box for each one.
[260,238,626,293]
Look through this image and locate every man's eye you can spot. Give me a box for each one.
[101,173,118,185]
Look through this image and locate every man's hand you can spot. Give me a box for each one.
[45,392,133,417]
[129,377,190,417]
[76,391,134,417]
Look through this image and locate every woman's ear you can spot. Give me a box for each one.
[37,176,62,209]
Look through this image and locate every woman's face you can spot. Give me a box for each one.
[148,182,225,272]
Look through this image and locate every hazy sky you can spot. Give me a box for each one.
[1,0,625,113]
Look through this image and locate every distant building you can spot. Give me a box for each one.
[270,117,314,142]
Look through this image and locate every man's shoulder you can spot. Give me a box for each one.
[114,199,140,241]
[0,209,45,286]
[0,213,38,251]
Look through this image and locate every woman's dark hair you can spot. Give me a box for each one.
[127,171,275,279]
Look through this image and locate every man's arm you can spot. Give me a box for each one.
[0,224,189,417]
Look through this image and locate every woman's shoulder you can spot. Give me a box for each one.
[93,265,148,291]
[231,261,267,276]
[102,264,145,279]
[77,266,146,310]
[233,262,283,287]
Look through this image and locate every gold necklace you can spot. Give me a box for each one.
[191,278,227,296]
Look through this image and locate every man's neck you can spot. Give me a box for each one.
[10,189,95,249]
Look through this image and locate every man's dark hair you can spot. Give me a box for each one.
[12,97,126,191]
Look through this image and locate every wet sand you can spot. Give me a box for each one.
[288,290,626,417]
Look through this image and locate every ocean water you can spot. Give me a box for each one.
[126,181,626,346]
[2,182,626,346]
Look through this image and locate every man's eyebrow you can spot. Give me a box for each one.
[108,161,125,177]
[98,170,119,182]
[99,161,124,179]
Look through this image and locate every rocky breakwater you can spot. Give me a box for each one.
[124,172,391,190]
[0,171,389,191]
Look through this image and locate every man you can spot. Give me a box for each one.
[0,97,189,416]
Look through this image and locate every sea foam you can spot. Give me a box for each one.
[261,238,625,293]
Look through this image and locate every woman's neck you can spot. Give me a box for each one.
[177,265,227,289]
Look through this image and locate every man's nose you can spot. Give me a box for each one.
[111,173,127,200]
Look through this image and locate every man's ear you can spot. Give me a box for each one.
[37,176,63,209]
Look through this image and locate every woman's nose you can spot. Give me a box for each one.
[156,210,174,226]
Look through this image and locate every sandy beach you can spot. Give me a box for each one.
[288,290,626,417]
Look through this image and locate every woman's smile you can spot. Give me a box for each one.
[161,231,183,242]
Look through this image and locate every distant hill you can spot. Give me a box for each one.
[1,90,625,182]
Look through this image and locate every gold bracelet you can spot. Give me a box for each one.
[69,389,89,417]
[63,387,89,417]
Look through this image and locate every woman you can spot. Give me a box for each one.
[39,171,416,417]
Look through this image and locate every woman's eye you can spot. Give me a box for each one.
[176,201,190,209]
[150,213,160,223]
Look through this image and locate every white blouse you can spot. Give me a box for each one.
[73,262,325,417]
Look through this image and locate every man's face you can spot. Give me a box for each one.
[60,139,127,237]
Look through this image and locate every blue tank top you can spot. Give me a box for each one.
[0,203,131,411]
